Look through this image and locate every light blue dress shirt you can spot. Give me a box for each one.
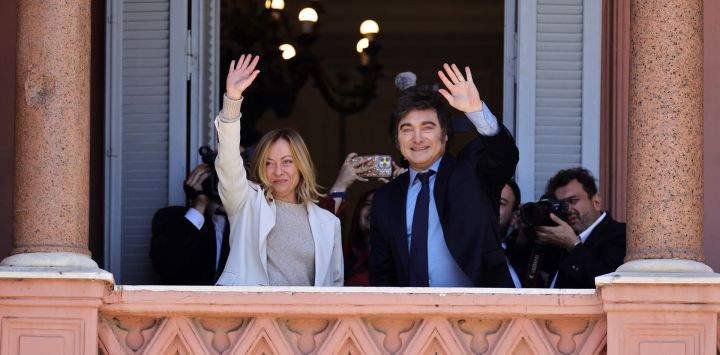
[405,102,500,287]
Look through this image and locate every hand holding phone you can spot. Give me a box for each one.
[351,155,393,178]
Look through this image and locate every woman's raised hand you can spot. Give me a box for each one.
[226,54,260,100]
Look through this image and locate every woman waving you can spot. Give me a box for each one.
[214,54,343,286]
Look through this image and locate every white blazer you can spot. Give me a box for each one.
[214,98,343,286]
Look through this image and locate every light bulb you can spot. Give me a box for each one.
[279,44,296,60]
[359,20,379,35]
[356,38,369,53]
[265,0,284,10]
[298,8,318,22]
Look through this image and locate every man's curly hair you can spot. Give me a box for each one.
[545,167,598,198]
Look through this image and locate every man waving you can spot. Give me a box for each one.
[370,64,518,287]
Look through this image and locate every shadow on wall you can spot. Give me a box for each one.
[0,0,18,261]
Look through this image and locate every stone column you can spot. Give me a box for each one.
[620,0,710,272]
[1,0,96,268]
[598,1,720,353]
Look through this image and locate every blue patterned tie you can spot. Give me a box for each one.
[409,171,434,287]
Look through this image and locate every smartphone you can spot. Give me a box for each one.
[351,155,393,178]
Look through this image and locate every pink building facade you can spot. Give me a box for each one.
[1,0,720,354]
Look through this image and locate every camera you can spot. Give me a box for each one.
[515,195,570,288]
[519,195,570,227]
[184,146,220,202]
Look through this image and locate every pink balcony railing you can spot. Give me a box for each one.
[98,286,606,354]
[2,270,720,355]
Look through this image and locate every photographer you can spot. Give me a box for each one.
[149,160,230,285]
[531,167,626,289]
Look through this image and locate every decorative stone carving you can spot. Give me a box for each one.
[197,318,246,353]
[543,319,591,354]
[315,319,383,354]
[112,316,159,351]
[98,318,126,355]
[283,318,331,354]
[574,319,607,355]
[142,317,212,354]
[230,318,295,355]
[453,318,504,354]
[246,335,278,355]
[369,319,416,354]
[401,318,466,355]
[335,336,364,355]
[2,317,84,355]
[491,319,556,354]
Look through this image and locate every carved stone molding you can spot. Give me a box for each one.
[401,318,467,355]
[229,318,295,354]
[452,318,506,354]
[196,317,246,353]
[1,317,84,355]
[543,319,591,354]
[315,318,383,354]
[282,318,332,354]
[368,318,418,354]
[111,316,160,351]
[492,318,557,354]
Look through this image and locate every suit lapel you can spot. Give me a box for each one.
[584,213,612,249]
[433,154,455,222]
[390,173,410,266]
[258,193,276,277]
[307,203,332,286]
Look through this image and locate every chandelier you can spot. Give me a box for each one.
[222,0,383,121]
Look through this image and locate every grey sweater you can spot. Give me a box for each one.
[266,200,315,286]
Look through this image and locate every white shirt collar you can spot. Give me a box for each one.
[579,211,607,243]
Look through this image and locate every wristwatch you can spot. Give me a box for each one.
[330,191,347,199]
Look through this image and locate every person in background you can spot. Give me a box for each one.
[319,152,406,286]
[534,167,626,288]
[499,180,523,288]
[150,163,229,285]
[343,189,376,286]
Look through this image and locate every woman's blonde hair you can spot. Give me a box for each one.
[250,128,324,204]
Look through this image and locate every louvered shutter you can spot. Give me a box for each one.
[105,0,188,284]
[515,0,601,201]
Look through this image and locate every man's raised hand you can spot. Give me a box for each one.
[437,63,483,113]
[226,54,260,100]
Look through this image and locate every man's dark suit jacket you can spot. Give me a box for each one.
[150,206,230,285]
[553,214,626,289]
[370,127,519,287]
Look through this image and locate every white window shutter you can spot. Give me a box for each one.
[105,0,188,284]
[515,0,601,201]
[188,0,221,167]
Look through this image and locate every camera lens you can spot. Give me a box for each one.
[520,202,548,227]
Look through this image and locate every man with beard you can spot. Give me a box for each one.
[533,167,626,288]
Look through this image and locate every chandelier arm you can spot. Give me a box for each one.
[309,67,378,115]
[309,63,380,98]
